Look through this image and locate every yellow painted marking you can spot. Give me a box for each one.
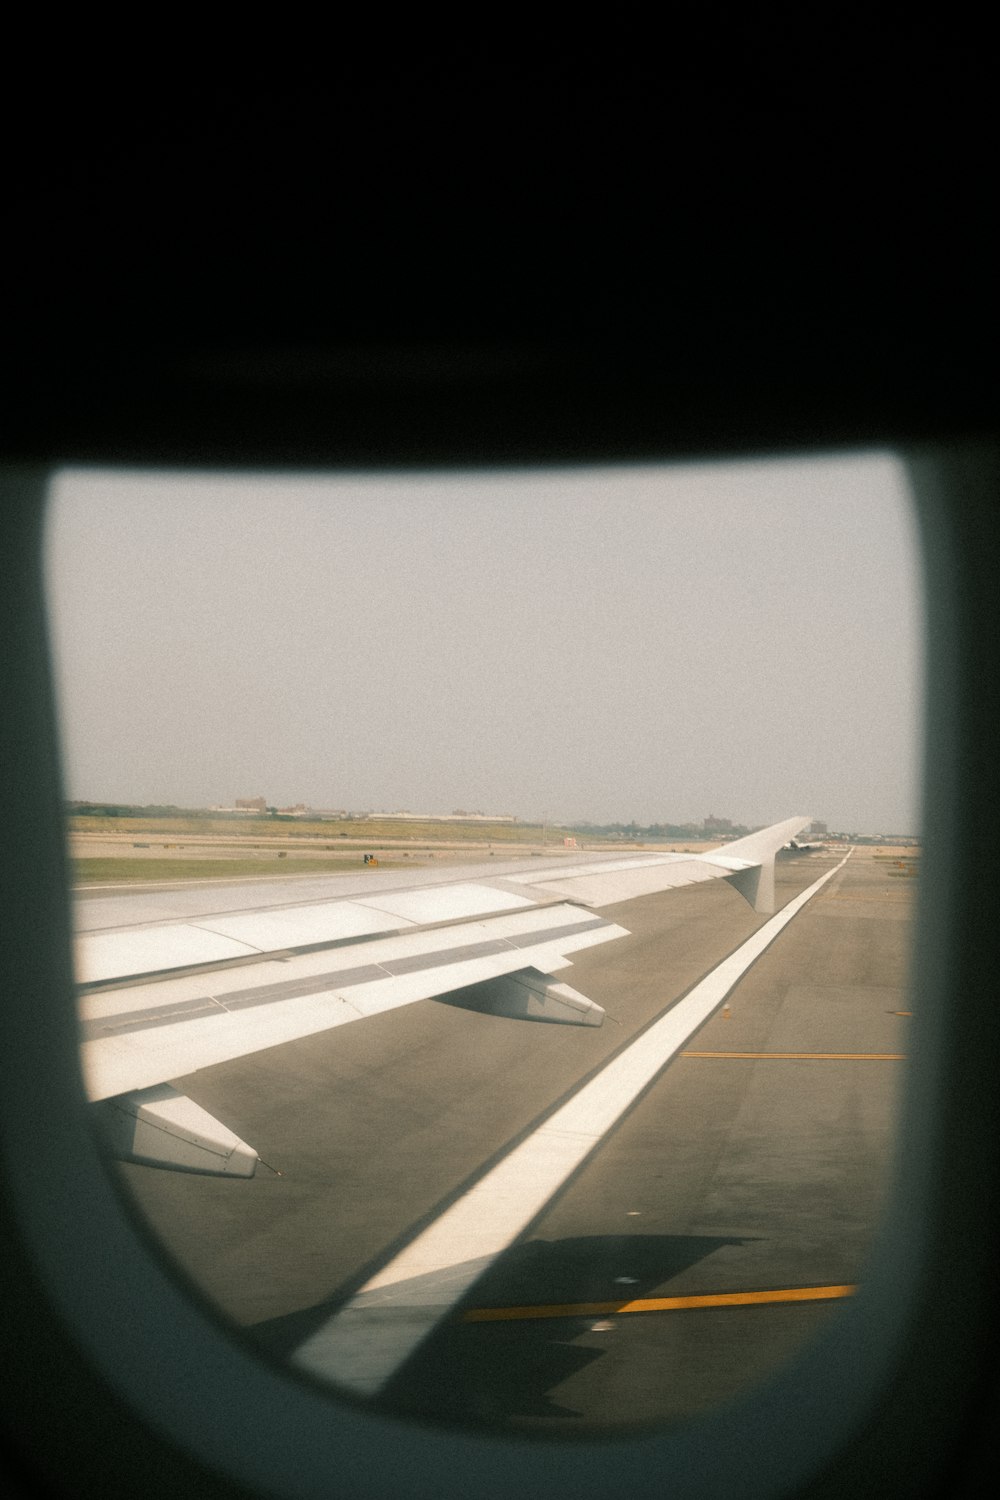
[680,1051,905,1060]
[463,1284,856,1323]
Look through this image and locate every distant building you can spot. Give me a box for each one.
[235,797,267,812]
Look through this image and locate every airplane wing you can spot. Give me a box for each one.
[77,816,809,1176]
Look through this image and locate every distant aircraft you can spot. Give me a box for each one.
[78,816,810,1177]
[782,838,825,853]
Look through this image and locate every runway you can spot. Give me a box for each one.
[110,847,912,1433]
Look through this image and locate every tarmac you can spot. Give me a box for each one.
[111,848,913,1434]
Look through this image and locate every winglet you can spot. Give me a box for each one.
[715,817,811,915]
[713,817,812,865]
[725,858,776,914]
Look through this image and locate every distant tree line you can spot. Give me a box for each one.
[66,801,287,820]
[68,801,186,818]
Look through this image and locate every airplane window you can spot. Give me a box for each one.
[43,455,922,1435]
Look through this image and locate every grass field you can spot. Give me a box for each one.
[73,858,414,884]
[68,815,561,845]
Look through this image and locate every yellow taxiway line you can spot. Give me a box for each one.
[292,854,855,1393]
[463,1284,856,1322]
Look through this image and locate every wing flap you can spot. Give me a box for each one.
[74,818,809,1115]
[80,906,630,1101]
[76,887,539,987]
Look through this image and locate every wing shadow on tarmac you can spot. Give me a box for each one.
[251,1232,752,1426]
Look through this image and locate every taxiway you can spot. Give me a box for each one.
[109,848,911,1433]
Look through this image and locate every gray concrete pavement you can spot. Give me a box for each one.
[112,850,912,1433]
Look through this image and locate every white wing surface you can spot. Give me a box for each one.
[77,817,808,1175]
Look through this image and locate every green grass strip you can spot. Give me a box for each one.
[72,858,409,884]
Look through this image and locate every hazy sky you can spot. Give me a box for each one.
[44,455,923,833]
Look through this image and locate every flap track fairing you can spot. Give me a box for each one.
[94,1083,259,1177]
